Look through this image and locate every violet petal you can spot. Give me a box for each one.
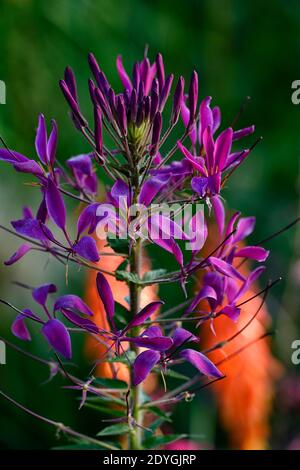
[133,350,160,385]
[45,178,66,230]
[42,319,72,360]
[4,243,31,266]
[124,301,163,332]
[73,236,100,262]
[179,349,222,378]
[32,283,57,307]
[54,295,93,317]
[11,315,31,341]
[96,273,115,327]
[35,114,48,164]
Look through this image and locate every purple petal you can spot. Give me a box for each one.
[116,56,132,91]
[36,195,48,223]
[96,273,115,327]
[0,148,28,163]
[149,213,189,241]
[141,326,163,338]
[124,301,163,332]
[133,350,160,385]
[11,315,31,341]
[179,349,222,378]
[35,114,48,164]
[152,236,184,267]
[32,284,57,307]
[76,203,99,238]
[186,285,218,314]
[188,71,198,124]
[220,305,241,322]
[45,178,66,230]
[54,295,93,316]
[23,206,34,219]
[224,211,241,244]
[235,246,269,262]
[188,210,207,252]
[60,309,99,334]
[224,149,250,171]
[156,53,165,92]
[199,96,213,145]
[209,256,245,281]
[247,265,266,284]
[11,217,53,242]
[232,125,255,141]
[110,179,131,207]
[94,105,103,158]
[67,153,93,176]
[73,236,100,262]
[150,112,162,157]
[207,173,221,195]
[234,266,266,302]
[214,127,233,170]
[42,319,72,360]
[139,177,167,206]
[203,271,225,308]
[159,74,173,112]
[47,120,58,166]
[233,216,256,243]
[202,125,215,171]
[124,336,173,351]
[13,160,44,178]
[212,106,221,133]
[21,308,41,322]
[172,328,198,349]
[177,141,207,175]
[4,243,31,265]
[211,195,225,236]
[191,177,208,198]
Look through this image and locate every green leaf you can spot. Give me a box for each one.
[143,433,187,449]
[163,369,189,380]
[115,270,141,284]
[84,403,125,418]
[143,406,172,422]
[93,377,128,390]
[142,269,167,282]
[107,236,129,254]
[144,417,169,440]
[97,423,130,437]
[105,350,136,364]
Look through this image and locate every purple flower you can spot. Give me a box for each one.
[133,325,222,385]
[186,212,269,322]
[96,272,169,352]
[0,114,57,178]
[9,284,100,359]
[67,154,97,195]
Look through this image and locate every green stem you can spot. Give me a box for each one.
[129,237,143,450]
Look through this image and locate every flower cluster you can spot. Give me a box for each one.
[0,50,270,449]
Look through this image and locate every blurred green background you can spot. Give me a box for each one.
[0,0,300,449]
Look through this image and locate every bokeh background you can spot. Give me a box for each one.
[0,0,300,449]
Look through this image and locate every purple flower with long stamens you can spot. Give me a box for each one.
[133,325,222,385]
[96,273,170,353]
[9,283,102,360]
[0,49,278,450]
